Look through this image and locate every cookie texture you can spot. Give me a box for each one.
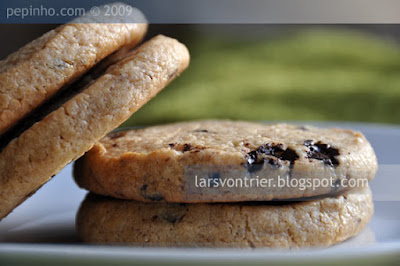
[0,35,190,220]
[74,121,377,202]
[0,20,147,135]
[76,187,373,248]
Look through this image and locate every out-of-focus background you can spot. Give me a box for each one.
[1,25,400,126]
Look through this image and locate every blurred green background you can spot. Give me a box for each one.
[122,25,400,126]
[1,25,400,126]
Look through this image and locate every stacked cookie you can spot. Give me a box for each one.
[74,121,377,248]
[0,6,189,220]
[0,4,377,248]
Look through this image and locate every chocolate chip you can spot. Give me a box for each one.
[244,143,299,173]
[208,172,220,187]
[246,151,258,165]
[169,143,205,153]
[266,157,281,168]
[246,163,264,173]
[332,178,341,191]
[245,151,264,173]
[257,143,299,165]
[304,140,340,167]
[140,184,164,201]
[183,144,193,152]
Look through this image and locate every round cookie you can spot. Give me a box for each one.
[76,187,374,248]
[0,9,147,135]
[0,35,190,220]
[73,121,377,202]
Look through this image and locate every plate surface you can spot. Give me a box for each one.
[1,122,400,265]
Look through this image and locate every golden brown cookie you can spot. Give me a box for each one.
[76,187,374,248]
[74,121,377,202]
[0,14,147,135]
[0,35,190,220]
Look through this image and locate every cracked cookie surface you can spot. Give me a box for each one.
[74,120,377,202]
[76,187,373,248]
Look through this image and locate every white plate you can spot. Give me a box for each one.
[1,122,400,265]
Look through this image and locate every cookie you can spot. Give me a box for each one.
[0,9,147,135]
[0,35,190,220]
[74,121,377,202]
[76,187,373,248]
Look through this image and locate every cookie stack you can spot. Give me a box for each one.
[0,6,189,220]
[74,121,377,248]
[0,4,377,248]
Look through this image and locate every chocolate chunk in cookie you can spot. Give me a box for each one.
[245,143,299,173]
[304,140,340,166]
